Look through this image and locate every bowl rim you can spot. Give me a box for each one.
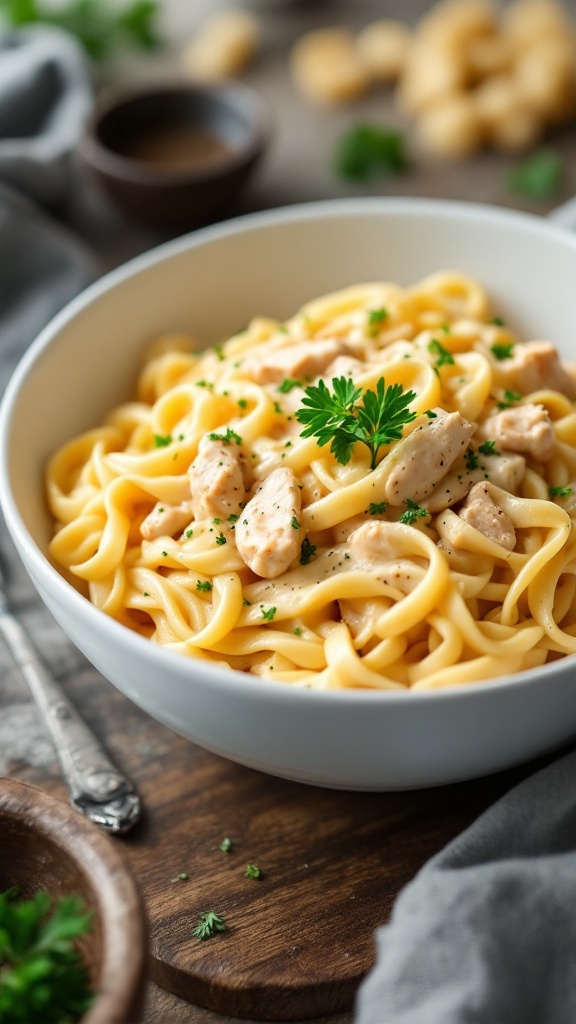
[80,78,272,186]
[0,776,146,1023]
[2,195,576,707]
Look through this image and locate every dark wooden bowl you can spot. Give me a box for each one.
[0,777,147,1024]
[80,80,271,229]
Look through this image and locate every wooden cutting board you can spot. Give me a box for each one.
[119,746,540,1021]
[7,644,547,1022]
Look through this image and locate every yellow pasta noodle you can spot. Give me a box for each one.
[46,272,576,690]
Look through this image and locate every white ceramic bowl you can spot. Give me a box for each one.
[2,197,576,791]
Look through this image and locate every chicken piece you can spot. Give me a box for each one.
[140,500,194,541]
[189,435,245,520]
[459,482,516,551]
[383,409,474,505]
[494,340,576,399]
[347,521,425,592]
[242,339,344,385]
[425,452,526,514]
[235,467,303,578]
[478,404,554,461]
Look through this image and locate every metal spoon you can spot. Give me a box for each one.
[0,552,141,834]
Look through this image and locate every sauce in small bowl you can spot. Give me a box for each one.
[81,81,271,229]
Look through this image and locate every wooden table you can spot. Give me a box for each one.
[3,1,576,1022]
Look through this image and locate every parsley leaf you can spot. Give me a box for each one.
[491,342,514,360]
[508,147,563,201]
[428,338,454,367]
[497,390,522,409]
[260,605,276,621]
[295,375,417,471]
[465,448,480,471]
[153,433,172,447]
[367,307,388,336]
[208,427,242,445]
[400,499,429,525]
[299,537,317,564]
[0,887,94,1024]
[367,501,387,515]
[334,123,410,182]
[278,378,302,394]
[196,580,213,592]
[245,864,262,880]
[192,910,227,941]
[549,485,573,498]
[478,440,499,456]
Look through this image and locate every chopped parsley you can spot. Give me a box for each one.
[299,537,317,565]
[278,378,302,394]
[192,911,227,941]
[215,532,227,546]
[425,409,437,419]
[492,316,506,326]
[238,399,248,409]
[497,390,522,409]
[208,427,242,446]
[196,580,213,592]
[367,307,388,336]
[478,440,499,456]
[293,627,303,636]
[290,516,300,530]
[214,345,225,361]
[428,338,454,367]
[219,837,233,853]
[491,342,514,360]
[549,485,573,498]
[245,864,262,880]
[465,448,480,471]
[296,375,417,471]
[399,499,429,525]
[153,433,172,447]
[260,605,277,621]
[185,528,194,538]
[367,501,387,515]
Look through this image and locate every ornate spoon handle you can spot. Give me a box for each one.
[0,591,141,834]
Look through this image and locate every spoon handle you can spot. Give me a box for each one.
[0,592,141,834]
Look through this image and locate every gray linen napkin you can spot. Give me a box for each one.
[355,745,576,1024]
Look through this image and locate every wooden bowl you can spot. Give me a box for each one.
[0,777,147,1024]
[80,80,271,229]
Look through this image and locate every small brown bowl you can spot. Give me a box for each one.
[80,80,271,229]
[0,777,147,1024]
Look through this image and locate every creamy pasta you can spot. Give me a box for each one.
[46,271,576,690]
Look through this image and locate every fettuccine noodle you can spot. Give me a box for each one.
[46,272,576,690]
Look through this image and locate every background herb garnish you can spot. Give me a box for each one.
[0,887,93,1024]
[491,342,514,360]
[334,123,410,182]
[245,865,262,880]
[0,0,160,61]
[296,375,417,470]
[549,485,573,498]
[507,148,563,201]
[428,339,454,367]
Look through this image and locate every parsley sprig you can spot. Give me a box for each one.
[192,910,227,941]
[0,887,93,1024]
[295,376,417,471]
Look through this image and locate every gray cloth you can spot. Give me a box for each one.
[0,25,93,206]
[355,746,576,1024]
[0,25,98,396]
